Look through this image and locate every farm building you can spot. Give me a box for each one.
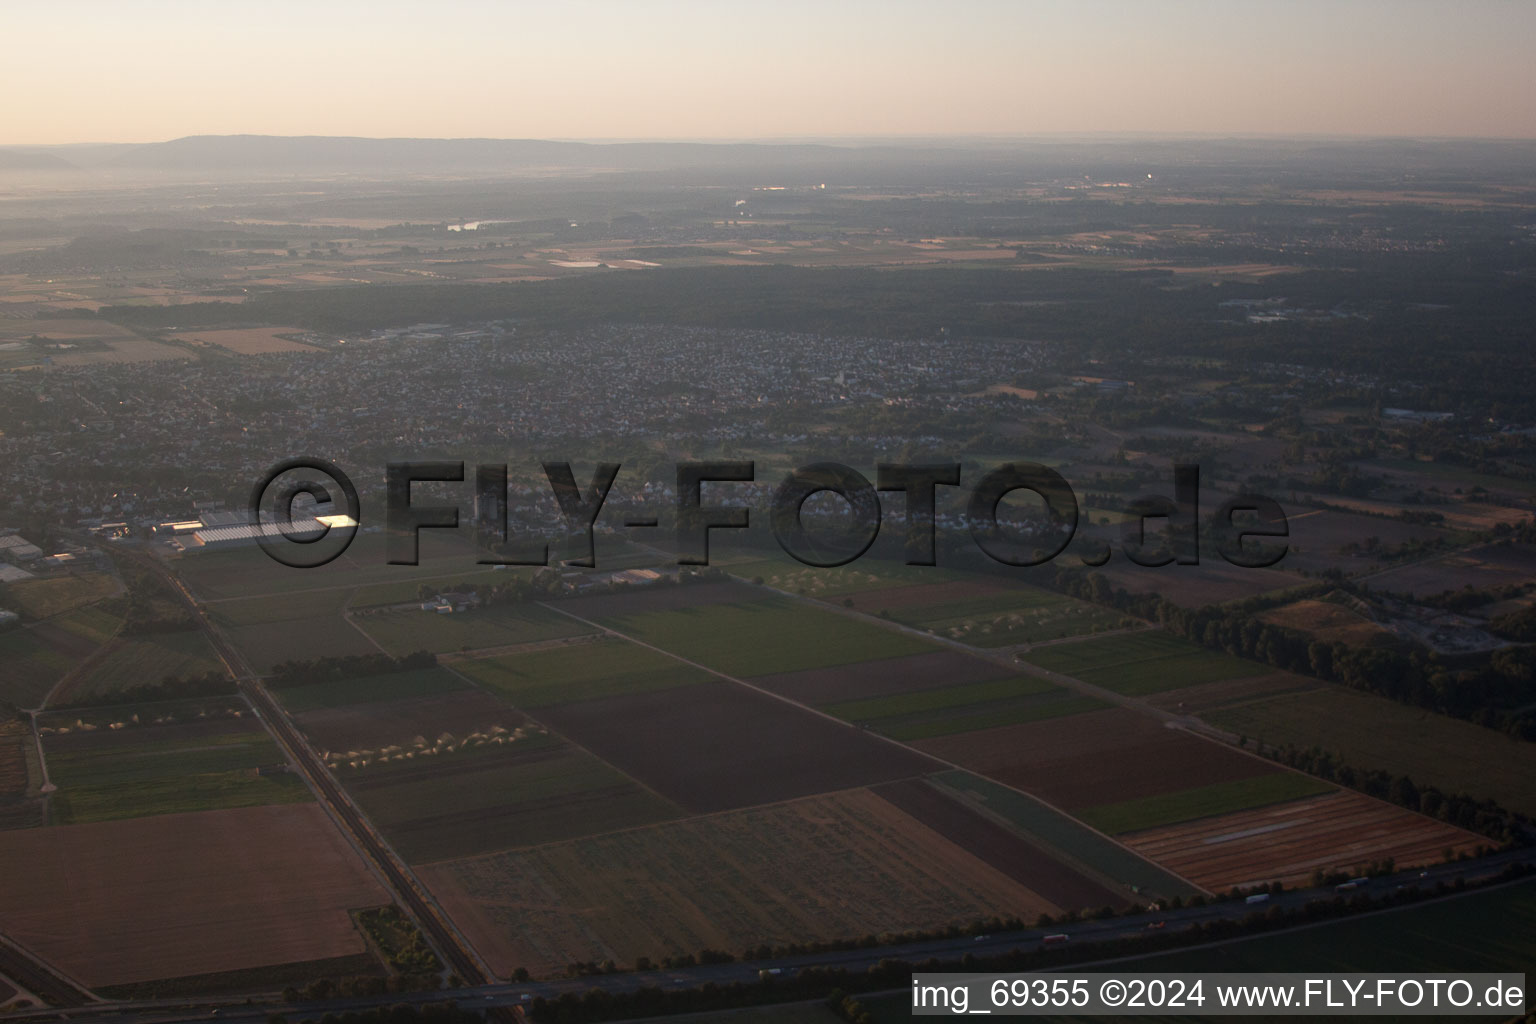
[0,536,43,564]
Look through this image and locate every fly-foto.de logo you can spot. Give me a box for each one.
[248,458,1289,571]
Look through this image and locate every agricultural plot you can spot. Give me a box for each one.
[822,674,1106,740]
[421,788,1056,978]
[1204,686,1536,817]
[54,630,223,704]
[1073,772,1337,835]
[0,803,389,988]
[40,701,308,823]
[453,638,713,709]
[590,592,935,677]
[339,734,682,864]
[274,666,468,714]
[293,685,515,752]
[1023,631,1267,696]
[3,572,121,619]
[913,708,1281,812]
[871,778,1126,912]
[532,679,941,814]
[752,649,1015,704]
[930,772,1203,899]
[220,617,378,673]
[1086,560,1298,608]
[858,581,1125,647]
[178,327,318,354]
[351,602,595,657]
[1257,596,1398,648]
[173,531,489,601]
[1119,790,1486,890]
[0,629,76,708]
[1364,542,1536,598]
[0,718,42,830]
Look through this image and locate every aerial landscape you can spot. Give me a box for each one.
[0,3,1533,1022]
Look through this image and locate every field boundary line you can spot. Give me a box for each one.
[537,599,1209,899]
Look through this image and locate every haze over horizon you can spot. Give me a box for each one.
[6,0,1535,147]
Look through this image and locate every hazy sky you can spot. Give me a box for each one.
[7,0,1535,145]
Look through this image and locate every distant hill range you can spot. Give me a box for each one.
[0,148,76,171]
[93,135,917,176]
[4,134,1535,182]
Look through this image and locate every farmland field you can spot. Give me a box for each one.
[822,674,1106,740]
[341,735,683,863]
[421,788,1057,977]
[0,629,76,707]
[0,803,389,987]
[913,708,1280,811]
[531,679,941,814]
[588,592,936,677]
[293,685,518,751]
[726,556,965,597]
[55,630,223,703]
[752,650,1014,704]
[1204,686,1536,816]
[1023,631,1268,696]
[4,572,121,618]
[870,778,1127,911]
[179,326,318,354]
[0,718,42,830]
[1119,790,1486,890]
[40,703,309,823]
[1073,772,1338,835]
[1363,542,1536,598]
[352,602,596,656]
[930,771,1203,898]
[273,666,468,713]
[453,637,713,708]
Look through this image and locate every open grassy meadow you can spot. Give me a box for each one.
[1024,631,1268,696]
[453,637,713,708]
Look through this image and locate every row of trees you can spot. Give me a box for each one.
[270,651,436,688]
[1046,568,1536,740]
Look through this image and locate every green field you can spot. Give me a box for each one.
[345,738,683,862]
[1205,685,1536,817]
[46,727,309,823]
[173,532,494,601]
[347,570,519,609]
[1025,632,1267,696]
[0,631,73,707]
[1074,772,1338,835]
[353,603,596,656]
[597,594,935,677]
[274,666,469,713]
[69,630,223,700]
[932,771,1204,899]
[49,605,124,644]
[208,588,354,627]
[823,676,1107,740]
[5,572,121,618]
[454,638,713,708]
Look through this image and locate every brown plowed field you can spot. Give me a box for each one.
[913,708,1278,809]
[0,803,388,987]
[1120,790,1485,890]
[752,650,1013,704]
[534,681,942,813]
[297,689,524,752]
[421,788,1058,977]
[561,581,761,619]
[871,778,1127,912]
